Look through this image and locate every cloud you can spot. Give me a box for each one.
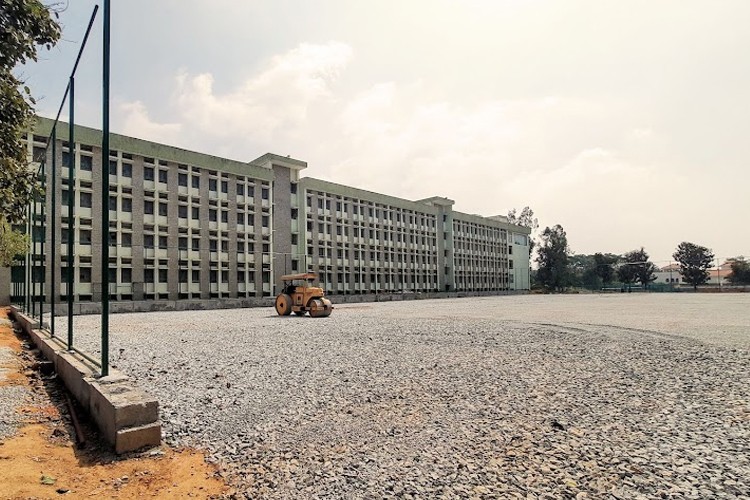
[111,40,741,263]
[171,41,352,144]
[118,101,182,145]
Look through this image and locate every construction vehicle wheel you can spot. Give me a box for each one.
[307,298,333,318]
[275,294,293,316]
[294,311,306,316]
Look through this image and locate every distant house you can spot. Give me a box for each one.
[706,261,733,286]
[655,261,733,287]
[655,263,683,285]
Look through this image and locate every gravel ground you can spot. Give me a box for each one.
[0,319,41,440]
[62,294,749,498]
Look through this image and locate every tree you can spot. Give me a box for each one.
[726,257,750,286]
[534,224,570,292]
[673,242,714,291]
[593,252,619,286]
[618,248,657,290]
[0,1,61,261]
[0,219,28,267]
[507,206,539,256]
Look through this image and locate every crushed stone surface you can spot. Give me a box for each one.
[63,294,750,498]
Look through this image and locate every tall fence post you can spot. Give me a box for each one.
[51,128,56,336]
[67,76,76,349]
[32,194,37,318]
[101,0,111,377]
[25,204,30,313]
[40,161,46,326]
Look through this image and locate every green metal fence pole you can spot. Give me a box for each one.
[25,204,30,313]
[101,0,111,376]
[51,128,56,337]
[31,192,37,318]
[67,76,76,349]
[40,161,46,327]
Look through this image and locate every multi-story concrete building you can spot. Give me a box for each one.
[3,117,530,311]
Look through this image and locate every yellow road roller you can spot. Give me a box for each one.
[275,272,333,317]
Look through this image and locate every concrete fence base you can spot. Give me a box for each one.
[9,307,161,454]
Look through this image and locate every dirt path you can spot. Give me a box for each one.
[0,308,230,499]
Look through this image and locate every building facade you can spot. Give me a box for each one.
[5,117,530,309]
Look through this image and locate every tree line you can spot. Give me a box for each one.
[531,225,750,291]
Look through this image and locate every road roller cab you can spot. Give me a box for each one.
[275,272,333,317]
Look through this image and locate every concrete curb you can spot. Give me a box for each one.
[9,307,161,454]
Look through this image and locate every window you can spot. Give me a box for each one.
[192,270,200,282]
[178,173,188,187]
[121,163,132,178]
[80,192,92,208]
[109,196,117,211]
[192,176,200,189]
[192,238,200,251]
[158,169,168,183]
[144,234,154,248]
[144,268,155,283]
[144,200,154,215]
[290,183,297,194]
[33,146,46,162]
[291,208,298,220]
[80,230,92,245]
[221,181,228,193]
[178,205,188,218]
[237,241,245,253]
[79,267,92,283]
[192,206,200,219]
[109,160,118,176]
[159,203,168,217]
[122,198,132,212]
[209,179,217,191]
[237,184,244,196]
[262,215,269,228]
[209,209,217,222]
[179,237,188,250]
[122,233,132,247]
[237,212,245,225]
[221,211,228,223]
[209,240,218,251]
[158,269,168,283]
[179,269,188,284]
[144,166,155,181]
[121,268,132,283]
[262,188,269,200]
[80,155,93,171]
[247,185,254,197]
[158,235,168,249]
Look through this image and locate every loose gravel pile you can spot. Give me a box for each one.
[0,319,42,440]
[64,295,749,498]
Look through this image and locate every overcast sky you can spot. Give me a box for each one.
[21,0,750,264]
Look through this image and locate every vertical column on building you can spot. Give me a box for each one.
[90,143,104,303]
[166,162,179,300]
[227,175,238,298]
[46,138,63,311]
[199,170,211,299]
[431,200,455,292]
[131,156,145,301]
[271,165,292,288]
